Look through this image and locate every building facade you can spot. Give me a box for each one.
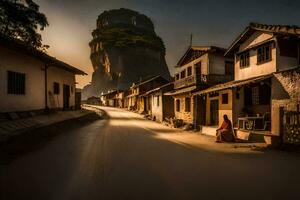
[166,46,234,125]
[193,23,300,142]
[141,83,174,122]
[126,76,168,113]
[0,35,86,114]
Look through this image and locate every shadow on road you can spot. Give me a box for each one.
[0,112,103,164]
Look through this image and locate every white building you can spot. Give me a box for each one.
[0,35,86,113]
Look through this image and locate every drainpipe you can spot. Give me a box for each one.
[44,64,49,112]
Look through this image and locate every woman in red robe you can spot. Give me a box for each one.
[216,115,235,143]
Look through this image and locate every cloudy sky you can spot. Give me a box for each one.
[36,0,300,88]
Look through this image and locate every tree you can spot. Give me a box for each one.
[0,0,49,49]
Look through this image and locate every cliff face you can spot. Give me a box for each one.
[82,8,170,99]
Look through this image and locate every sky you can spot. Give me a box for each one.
[36,0,300,88]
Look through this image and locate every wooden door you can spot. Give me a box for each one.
[63,84,70,109]
[210,99,219,126]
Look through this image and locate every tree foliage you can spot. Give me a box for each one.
[0,0,49,49]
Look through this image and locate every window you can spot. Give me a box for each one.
[252,86,259,105]
[175,74,180,80]
[257,44,272,64]
[185,97,191,112]
[225,61,234,75]
[7,71,25,95]
[53,82,60,94]
[176,99,180,112]
[195,62,201,75]
[156,95,160,107]
[240,51,250,68]
[222,93,228,104]
[187,67,192,76]
[180,70,186,79]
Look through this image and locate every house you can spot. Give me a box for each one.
[0,35,86,114]
[86,96,101,105]
[101,90,119,107]
[165,46,234,125]
[193,23,300,143]
[140,82,174,122]
[115,90,131,108]
[126,76,169,113]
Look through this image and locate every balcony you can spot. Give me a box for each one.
[174,74,233,89]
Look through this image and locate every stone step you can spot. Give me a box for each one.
[201,126,218,137]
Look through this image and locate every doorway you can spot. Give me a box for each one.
[63,84,70,109]
[210,99,219,126]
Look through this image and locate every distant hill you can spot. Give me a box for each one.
[82,8,170,99]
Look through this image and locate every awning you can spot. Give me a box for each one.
[140,82,173,97]
[164,85,197,96]
[193,74,272,95]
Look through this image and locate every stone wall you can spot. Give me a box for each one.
[174,93,194,124]
[271,69,300,136]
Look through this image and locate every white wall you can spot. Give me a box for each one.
[235,31,277,80]
[0,45,77,113]
[240,32,273,51]
[0,46,45,112]
[151,92,163,122]
[177,53,209,76]
[218,90,233,127]
[47,66,76,109]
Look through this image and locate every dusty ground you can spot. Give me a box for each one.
[1,106,300,200]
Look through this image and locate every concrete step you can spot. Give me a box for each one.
[201,126,218,137]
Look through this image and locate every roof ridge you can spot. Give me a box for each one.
[249,22,300,34]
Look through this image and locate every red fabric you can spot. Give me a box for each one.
[220,120,231,130]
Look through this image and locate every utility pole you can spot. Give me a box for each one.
[190,34,193,47]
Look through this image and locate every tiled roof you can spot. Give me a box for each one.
[193,74,273,95]
[225,22,300,56]
[176,46,227,67]
[250,23,300,35]
[140,82,173,96]
[164,85,197,96]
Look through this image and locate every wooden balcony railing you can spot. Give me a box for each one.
[174,74,233,89]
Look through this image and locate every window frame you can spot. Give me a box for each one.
[239,51,250,68]
[187,66,192,76]
[252,86,259,105]
[185,97,191,112]
[222,93,229,104]
[53,82,60,95]
[257,44,272,64]
[195,61,202,75]
[7,71,26,95]
[176,99,180,112]
[180,70,186,79]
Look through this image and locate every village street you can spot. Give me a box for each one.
[1,106,300,200]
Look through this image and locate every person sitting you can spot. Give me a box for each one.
[216,115,235,143]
